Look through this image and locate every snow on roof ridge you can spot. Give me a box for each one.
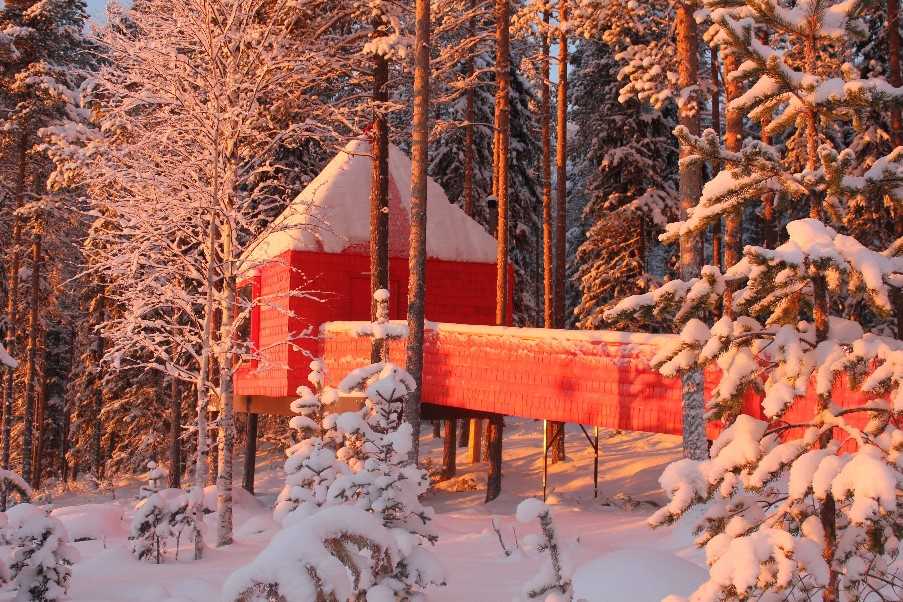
[244,137,497,265]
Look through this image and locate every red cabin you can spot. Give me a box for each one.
[235,139,507,415]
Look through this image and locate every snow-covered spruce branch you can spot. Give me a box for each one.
[516,499,574,602]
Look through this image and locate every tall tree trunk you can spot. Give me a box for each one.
[21,229,41,485]
[760,113,776,249]
[801,31,838,602]
[441,418,456,479]
[463,0,476,218]
[242,413,257,494]
[91,289,105,479]
[169,376,181,489]
[710,47,722,271]
[676,1,707,461]
[217,220,236,547]
[548,1,568,462]
[487,0,511,503]
[889,0,903,147]
[2,133,26,509]
[192,213,217,560]
[370,44,390,364]
[406,0,431,462]
[722,52,743,319]
[458,418,469,447]
[30,344,48,489]
[542,9,553,330]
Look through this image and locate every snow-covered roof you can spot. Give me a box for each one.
[245,138,497,265]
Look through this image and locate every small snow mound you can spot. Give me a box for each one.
[235,513,278,540]
[516,498,549,523]
[202,485,262,512]
[572,549,706,602]
[51,503,125,541]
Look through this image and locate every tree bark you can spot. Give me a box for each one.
[889,0,903,147]
[676,1,707,461]
[2,134,26,507]
[169,376,181,489]
[463,0,476,218]
[487,0,511,503]
[468,418,482,462]
[406,0,431,462]
[722,52,743,319]
[554,0,568,330]
[457,418,469,447]
[542,9,553,330]
[91,289,105,479]
[760,113,776,248]
[21,229,41,485]
[485,414,503,503]
[710,47,722,271]
[192,213,217,560]
[441,418,456,479]
[370,46,390,364]
[30,345,48,489]
[242,413,257,494]
[217,221,236,546]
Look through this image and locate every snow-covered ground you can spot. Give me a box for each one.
[35,418,706,602]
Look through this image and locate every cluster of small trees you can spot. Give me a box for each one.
[227,292,443,600]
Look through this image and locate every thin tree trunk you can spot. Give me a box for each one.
[546,0,569,463]
[2,134,26,507]
[801,30,838,602]
[458,418,469,448]
[21,229,41,485]
[468,418,482,462]
[554,0,568,330]
[405,0,431,462]
[760,113,776,248]
[463,0,476,218]
[169,376,181,489]
[722,52,742,319]
[192,213,217,560]
[710,46,722,271]
[676,1,707,461]
[487,0,511,503]
[370,46,390,364]
[542,9,553,330]
[30,344,48,489]
[217,221,236,546]
[91,290,105,479]
[889,0,903,147]
[242,413,257,494]
[485,414,503,503]
[441,418,456,479]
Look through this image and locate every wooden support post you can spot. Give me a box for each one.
[242,413,258,495]
[485,414,503,502]
[457,418,469,448]
[468,418,482,463]
[441,419,457,479]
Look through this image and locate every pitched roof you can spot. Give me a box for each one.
[245,138,497,265]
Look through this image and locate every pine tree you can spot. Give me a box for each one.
[606,1,903,598]
[568,39,678,330]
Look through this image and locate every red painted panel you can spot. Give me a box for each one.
[235,250,505,399]
[318,326,870,439]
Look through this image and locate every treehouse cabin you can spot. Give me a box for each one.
[235,138,507,416]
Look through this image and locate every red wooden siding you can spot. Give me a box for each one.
[235,250,507,399]
[319,324,870,438]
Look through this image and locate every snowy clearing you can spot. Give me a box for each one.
[32,419,701,602]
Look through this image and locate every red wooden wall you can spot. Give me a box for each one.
[319,323,871,438]
[235,250,507,401]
